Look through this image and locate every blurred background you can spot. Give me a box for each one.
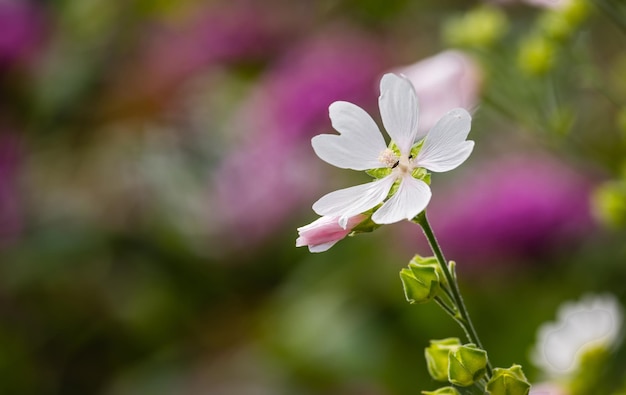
[0,0,625,393]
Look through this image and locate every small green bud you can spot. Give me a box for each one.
[400,263,440,304]
[443,6,508,48]
[422,387,461,395]
[448,343,488,387]
[518,35,555,76]
[561,0,589,27]
[538,11,573,41]
[425,338,462,382]
[486,365,531,395]
[592,182,626,229]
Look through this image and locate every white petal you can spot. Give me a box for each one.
[371,175,431,224]
[308,241,339,253]
[312,101,387,170]
[415,108,474,172]
[312,176,396,226]
[378,73,420,156]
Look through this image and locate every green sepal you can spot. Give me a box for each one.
[400,264,440,304]
[411,167,431,185]
[410,139,425,158]
[349,214,381,235]
[486,365,530,395]
[448,344,488,387]
[422,387,461,395]
[425,338,462,382]
[366,167,392,179]
[411,254,448,286]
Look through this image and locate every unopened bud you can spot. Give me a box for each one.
[486,365,531,395]
[400,255,442,304]
[422,387,461,395]
[425,338,462,382]
[448,343,488,387]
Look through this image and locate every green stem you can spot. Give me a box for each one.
[416,211,494,378]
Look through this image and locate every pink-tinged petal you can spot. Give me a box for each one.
[415,108,474,172]
[396,50,481,136]
[312,101,387,170]
[312,176,396,226]
[378,73,420,156]
[296,214,366,253]
[372,175,431,224]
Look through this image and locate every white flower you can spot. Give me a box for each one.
[531,294,623,377]
[311,73,474,227]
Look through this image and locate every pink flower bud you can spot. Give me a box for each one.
[296,214,367,253]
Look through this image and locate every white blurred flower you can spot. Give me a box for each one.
[530,382,568,395]
[311,73,474,227]
[531,294,623,377]
[395,50,481,134]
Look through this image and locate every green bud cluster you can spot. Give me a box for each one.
[400,255,444,304]
[424,338,488,387]
[517,0,589,76]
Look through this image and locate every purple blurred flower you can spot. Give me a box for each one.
[425,153,594,264]
[0,1,47,67]
[0,130,22,245]
[394,50,481,135]
[490,0,570,9]
[143,4,283,85]
[235,32,388,142]
[213,137,321,247]
[212,33,388,247]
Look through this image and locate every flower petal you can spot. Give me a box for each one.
[312,101,387,170]
[312,176,396,227]
[378,73,420,156]
[371,175,431,224]
[415,108,474,172]
[307,240,340,253]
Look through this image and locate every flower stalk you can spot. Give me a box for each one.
[415,211,494,378]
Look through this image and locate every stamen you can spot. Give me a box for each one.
[378,148,399,168]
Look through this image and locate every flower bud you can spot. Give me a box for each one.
[422,387,461,395]
[296,214,368,253]
[400,255,442,304]
[443,6,508,48]
[425,338,462,382]
[592,182,626,229]
[448,343,488,387]
[518,35,555,76]
[486,365,531,395]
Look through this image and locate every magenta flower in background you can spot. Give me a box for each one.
[0,130,22,245]
[234,32,389,142]
[395,51,481,135]
[0,1,47,67]
[296,214,367,253]
[143,3,284,85]
[423,153,594,265]
[490,0,570,9]
[213,33,388,247]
